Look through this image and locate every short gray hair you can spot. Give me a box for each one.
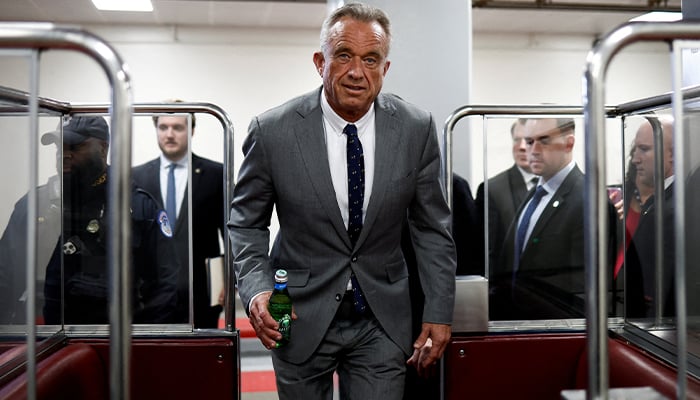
[320,2,392,55]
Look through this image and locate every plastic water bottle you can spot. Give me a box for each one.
[268,269,292,347]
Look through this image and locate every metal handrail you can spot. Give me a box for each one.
[0,23,133,400]
[583,20,700,400]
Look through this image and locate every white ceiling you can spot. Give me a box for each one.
[0,0,685,35]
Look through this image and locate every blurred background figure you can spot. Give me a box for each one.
[616,116,675,318]
[0,116,179,324]
[490,118,585,320]
[476,118,537,272]
[133,101,225,328]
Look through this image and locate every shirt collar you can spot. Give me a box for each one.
[541,160,576,194]
[517,166,538,186]
[320,89,374,136]
[160,154,188,169]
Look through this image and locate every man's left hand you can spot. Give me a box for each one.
[406,322,451,378]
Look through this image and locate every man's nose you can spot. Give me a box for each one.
[347,57,363,77]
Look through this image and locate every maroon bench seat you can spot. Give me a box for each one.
[445,333,700,400]
[83,336,238,400]
[0,343,107,400]
[575,338,700,400]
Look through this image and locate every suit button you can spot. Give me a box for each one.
[351,256,357,262]
[335,294,342,301]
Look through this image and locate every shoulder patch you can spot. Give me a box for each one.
[158,210,174,238]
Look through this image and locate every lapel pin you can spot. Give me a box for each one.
[195,168,202,174]
[553,200,560,208]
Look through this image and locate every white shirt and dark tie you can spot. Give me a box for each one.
[320,93,375,298]
[514,160,576,267]
[160,154,188,227]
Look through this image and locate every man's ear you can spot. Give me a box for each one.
[312,52,325,76]
[565,134,575,152]
[100,141,109,158]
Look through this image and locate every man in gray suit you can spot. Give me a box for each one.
[228,3,456,399]
[476,118,537,273]
[490,118,586,320]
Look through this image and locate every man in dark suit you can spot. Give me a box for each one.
[623,116,675,318]
[476,118,537,272]
[228,3,457,399]
[133,108,224,328]
[490,118,586,320]
[0,116,178,325]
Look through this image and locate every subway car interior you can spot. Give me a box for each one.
[2,1,700,399]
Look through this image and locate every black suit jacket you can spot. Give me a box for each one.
[475,165,530,272]
[491,165,585,320]
[133,153,224,328]
[624,183,675,318]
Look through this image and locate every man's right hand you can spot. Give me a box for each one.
[248,291,296,349]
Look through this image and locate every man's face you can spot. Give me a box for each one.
[524,119,574,181]
[632,121,673,188]
[511,121,530,171]
[58,137,108,183]
[312,17,390,122]
[156,115,191,161]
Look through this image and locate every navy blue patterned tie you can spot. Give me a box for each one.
[343,123,367,314]
[513,185,548,276]
[166,163,177,230]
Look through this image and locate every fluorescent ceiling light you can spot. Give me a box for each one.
[92,0,153,12]
[630,11,682,22]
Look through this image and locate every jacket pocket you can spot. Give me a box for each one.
[385,260,408,283]
[285,268,310,287]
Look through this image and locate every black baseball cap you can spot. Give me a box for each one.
[41,116,109,146]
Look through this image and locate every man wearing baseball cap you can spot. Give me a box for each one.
[0,115,179,324]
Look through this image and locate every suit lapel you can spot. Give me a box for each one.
[358,94,400,248]
[144,159,164,207]
[528,166,582,244]
[174,154,203,235]
[508,165,528,210]
[292,91,351,247]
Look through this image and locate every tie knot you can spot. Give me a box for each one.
[533,185,547,199]
[343,124,358,137]
[169,163,178,171]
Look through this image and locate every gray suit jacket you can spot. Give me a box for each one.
[228,88,456,363]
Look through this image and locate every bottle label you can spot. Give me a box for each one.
[278,314,291,338]
[274,314,291,348]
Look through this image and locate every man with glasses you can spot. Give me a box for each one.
[490,118,586,320]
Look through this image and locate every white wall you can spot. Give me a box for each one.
[0,23,673,231]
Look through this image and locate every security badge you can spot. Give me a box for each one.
[158,210,174,238]
[86,219,100,233]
